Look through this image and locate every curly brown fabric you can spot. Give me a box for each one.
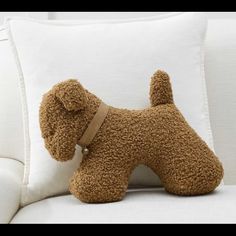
[39,70,223,203]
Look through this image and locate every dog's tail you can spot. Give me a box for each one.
[149,70,173,106]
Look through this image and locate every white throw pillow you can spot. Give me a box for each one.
[0,26,24,163]
[5,12,213,206]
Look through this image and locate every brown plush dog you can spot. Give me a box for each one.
[39,70,223,203]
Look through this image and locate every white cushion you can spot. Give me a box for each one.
[0,158,24,223]
[11,186,236,223]
[205,20,236,185]
[0,27,24,163]
[6,13,213,206]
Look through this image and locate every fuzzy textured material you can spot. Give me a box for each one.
[39,70,223,203]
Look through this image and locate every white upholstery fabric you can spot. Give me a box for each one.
[0,158,23,223]
[205,20,236,184]
[11,186,236,223]
[0,27,24,163]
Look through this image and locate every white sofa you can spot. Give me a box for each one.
[0,18,236,223]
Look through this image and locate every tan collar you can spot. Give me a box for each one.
[78,101,109,155]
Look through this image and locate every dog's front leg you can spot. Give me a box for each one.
[69,153,131,203]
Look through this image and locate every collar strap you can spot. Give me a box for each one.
[78,101,109,155]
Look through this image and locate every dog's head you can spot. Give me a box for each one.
[39,79,97,161]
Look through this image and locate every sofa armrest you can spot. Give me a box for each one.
[0,158,23,223]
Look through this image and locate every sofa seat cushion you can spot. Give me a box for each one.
[11,186,236,223]
[0,158,23,223]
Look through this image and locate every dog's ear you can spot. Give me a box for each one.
[54,79,87,111]
[150,70,173,106]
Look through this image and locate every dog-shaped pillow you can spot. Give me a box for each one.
[39,70,223,203]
